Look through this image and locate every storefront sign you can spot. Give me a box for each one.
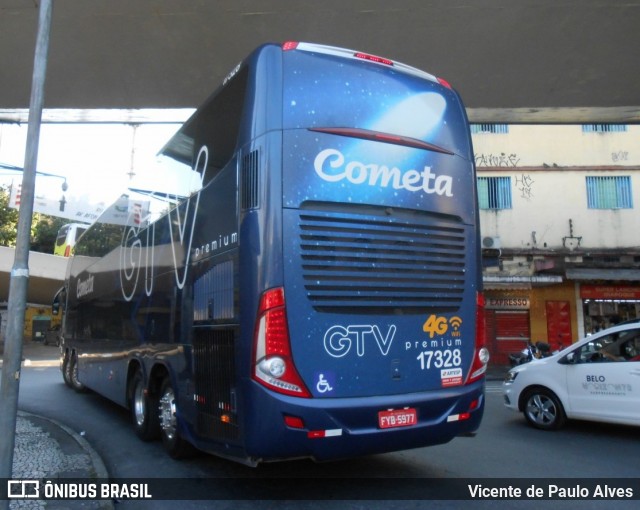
[485,297,530,310]
[580,285,640,300]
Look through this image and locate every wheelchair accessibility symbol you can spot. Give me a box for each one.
[316,373,334,394]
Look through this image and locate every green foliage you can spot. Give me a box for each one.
[0,184,68,253]
[0,185,19,246]
[31,214,67,253]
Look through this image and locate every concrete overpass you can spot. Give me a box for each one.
[0,247,67,306]
[1,0,639,123]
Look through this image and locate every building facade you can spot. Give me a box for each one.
[473,124,640,365]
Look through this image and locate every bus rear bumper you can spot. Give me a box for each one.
[242,381,485,462]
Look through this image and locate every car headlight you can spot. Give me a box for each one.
[504,371,518,384]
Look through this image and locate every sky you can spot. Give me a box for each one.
[0,120,187,223]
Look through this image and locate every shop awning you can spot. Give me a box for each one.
[483,275,563,289]
[565,268,640,281]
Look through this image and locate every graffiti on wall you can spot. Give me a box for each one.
[611,151,629,163]
[515,174,535,200]
[475,152,520,167]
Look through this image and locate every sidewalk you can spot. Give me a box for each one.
[1,341,112,509]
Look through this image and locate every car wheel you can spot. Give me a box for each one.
[523,388,566,430]
[158,376,194,458]
[129,370,159,441]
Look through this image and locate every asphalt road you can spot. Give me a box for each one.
[13,365,640,510]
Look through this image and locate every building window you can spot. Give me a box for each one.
[478,176,512,210]
[470,124,509,134]
[586,176,633,209]
[581,124,628,133]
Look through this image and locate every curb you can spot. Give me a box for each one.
[14,411,114,510]
[18,411,111,481]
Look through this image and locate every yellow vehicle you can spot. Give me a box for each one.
[53,223,88,257]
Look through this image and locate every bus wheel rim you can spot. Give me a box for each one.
[159,386,177,440]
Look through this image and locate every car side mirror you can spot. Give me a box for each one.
[562,352,577,365]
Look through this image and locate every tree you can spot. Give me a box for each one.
[0,185,19,246]
[31,214,67,254]
[0,184,68,253]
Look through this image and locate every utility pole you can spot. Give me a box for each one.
[0,0,53,500]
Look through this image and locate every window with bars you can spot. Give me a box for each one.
[582,124,628,133]
[586,176,633,209]
[477,176,512,210]
[470,124,509,134]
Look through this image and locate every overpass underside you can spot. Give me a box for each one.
[0,1,639,124]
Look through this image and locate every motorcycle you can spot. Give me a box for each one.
[508,343,535,366]
[508,341,554,366]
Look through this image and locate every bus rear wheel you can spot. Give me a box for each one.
[62,351,72,388]
[158,377,194,459]
[68,352,86,393]
[129,370,159,441]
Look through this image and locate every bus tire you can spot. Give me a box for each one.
[129,370,160,441]
[62,351,73,388]
[68,352,86,393]
[158,376,194,459]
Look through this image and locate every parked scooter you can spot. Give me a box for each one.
[508,341,554,366]
[509,343,535,366]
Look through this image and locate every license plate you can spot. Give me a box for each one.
[378,408,417,429]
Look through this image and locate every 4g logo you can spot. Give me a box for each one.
[422,315,462,338]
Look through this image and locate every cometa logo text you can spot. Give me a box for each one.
[314,148,453,196]
[77,275,95,298]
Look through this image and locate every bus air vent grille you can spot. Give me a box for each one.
[241,149,260,210]
[297,207,467,314]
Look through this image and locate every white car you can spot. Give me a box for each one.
[503,322,640,430]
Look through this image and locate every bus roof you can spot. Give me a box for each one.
[284,41,444,84]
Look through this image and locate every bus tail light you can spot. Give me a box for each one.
[466,292,490,384]
[252,288,311,398]
[437,77,453,90]
[353,51,394,66]
[284,415,305,429]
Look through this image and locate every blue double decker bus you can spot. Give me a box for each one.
[58,42,488,465]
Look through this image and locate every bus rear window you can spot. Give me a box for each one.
[282,50,471,159]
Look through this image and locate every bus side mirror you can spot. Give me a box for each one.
[52,287,64,316]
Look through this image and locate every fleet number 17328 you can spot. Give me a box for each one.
[417,349,462,370]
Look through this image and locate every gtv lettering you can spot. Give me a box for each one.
[314,148,453,196]
[324,324,397,358]
[119,145,208,301]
